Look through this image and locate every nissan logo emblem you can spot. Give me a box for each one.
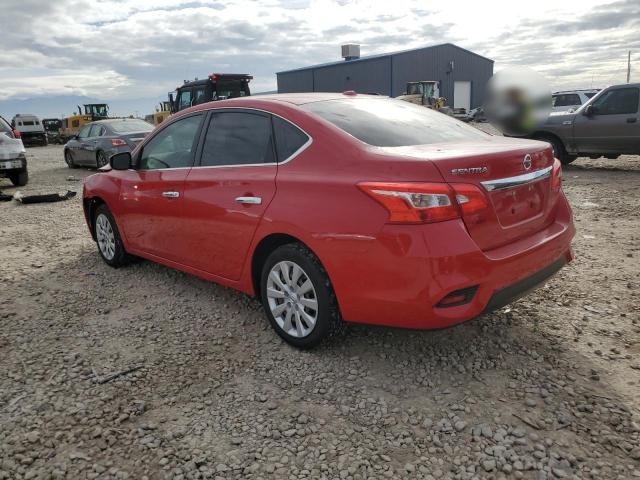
[523,154,532,170]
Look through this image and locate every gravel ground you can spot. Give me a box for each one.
[0,145,639,480]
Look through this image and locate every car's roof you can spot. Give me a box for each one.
[198,92,388,108]
[94,118,151,124]
[553,89,599,94]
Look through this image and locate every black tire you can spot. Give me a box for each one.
[93,204,130,267]
[64,150,78,169]
[96,150,109,168]
[260,243,343,349]
[538,135,573,165]
[9,170,28,186]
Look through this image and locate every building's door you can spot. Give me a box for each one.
[454,81,471,112]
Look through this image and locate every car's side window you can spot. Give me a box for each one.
[89,125,104,137]
[272,116,309,162]
[78,125,91,139]
[200,111,275,167]
[139,114,203,170]
[591,88,640,115]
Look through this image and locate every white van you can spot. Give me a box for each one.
[11,114,48,146]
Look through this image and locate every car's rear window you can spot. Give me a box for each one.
[109,120,154,133]
[302,98,487,147]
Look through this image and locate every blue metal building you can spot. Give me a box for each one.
[276,43,494,110]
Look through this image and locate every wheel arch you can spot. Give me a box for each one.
[83,196,107,240]
[250,233,324,299]
[531,131,568,153]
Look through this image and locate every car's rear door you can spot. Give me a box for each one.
[572,86,640,154]
[117,113,204,261]
[180,109,280,280]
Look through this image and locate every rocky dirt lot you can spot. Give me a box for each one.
[0,145,639,480]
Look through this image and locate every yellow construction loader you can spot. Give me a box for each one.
[145,101,172,126]
[397,81,452,114]
[60,104,110,141]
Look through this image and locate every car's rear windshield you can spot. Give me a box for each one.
[302,98,488,147]
[108,120,153,133]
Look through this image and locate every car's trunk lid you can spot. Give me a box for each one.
[119,131,150,149]
[379,137,556,251]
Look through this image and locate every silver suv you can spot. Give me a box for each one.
[552,89,599,112]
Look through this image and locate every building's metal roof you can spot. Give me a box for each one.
[276,43,493,75]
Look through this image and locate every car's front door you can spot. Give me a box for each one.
[117,113,204,261]
[86,124,105,166]
[181,110,279,280]
[572,86,640,154]
[73,125,93,164]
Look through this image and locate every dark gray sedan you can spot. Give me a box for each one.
[64,119,154,169]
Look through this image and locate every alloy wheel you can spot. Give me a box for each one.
[95,213,116,260]
[266,260,318,338]
[97,151,108,168]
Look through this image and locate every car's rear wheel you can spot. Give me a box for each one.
[8,170,28,186]
[260,243,343,349]
[94,204,129,267]
[96,150,108,168]
[64,150,77,169]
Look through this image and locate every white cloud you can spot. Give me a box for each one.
[0,0,637,104]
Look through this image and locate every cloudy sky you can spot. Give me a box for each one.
[0,0,637,117]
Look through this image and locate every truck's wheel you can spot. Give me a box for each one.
[9,170,28,187]
[539,135,573,164]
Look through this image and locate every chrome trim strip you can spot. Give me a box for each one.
[481,166,553,191]
[135,106,313,172]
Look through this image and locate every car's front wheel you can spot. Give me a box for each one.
[94,204,129,267]
[9,170,28,186]
[260,243,343,349]
[64,150,77,169]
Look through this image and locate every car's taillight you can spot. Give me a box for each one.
[111,138,126,146]
[12,129,21,139]
[450,183,489,215]
[358,182,460,224]
[551,158,562,192]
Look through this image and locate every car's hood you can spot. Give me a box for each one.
[542,111,577,127]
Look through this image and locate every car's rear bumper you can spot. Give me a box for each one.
[327,193,575,329]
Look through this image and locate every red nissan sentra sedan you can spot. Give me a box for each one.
[82,93,575,348]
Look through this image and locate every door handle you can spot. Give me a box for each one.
[162,191,180,198]
[627,118,637,123]
[235,196,262,205]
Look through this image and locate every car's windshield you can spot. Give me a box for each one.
[108,120,153,133]
[302,98,488,147]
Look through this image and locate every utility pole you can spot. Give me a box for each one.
[627,51,631,83]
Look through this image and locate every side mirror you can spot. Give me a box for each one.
[110,152,132,170]
[583,105,595,116]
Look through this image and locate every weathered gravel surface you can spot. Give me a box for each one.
[1,145,639,479]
